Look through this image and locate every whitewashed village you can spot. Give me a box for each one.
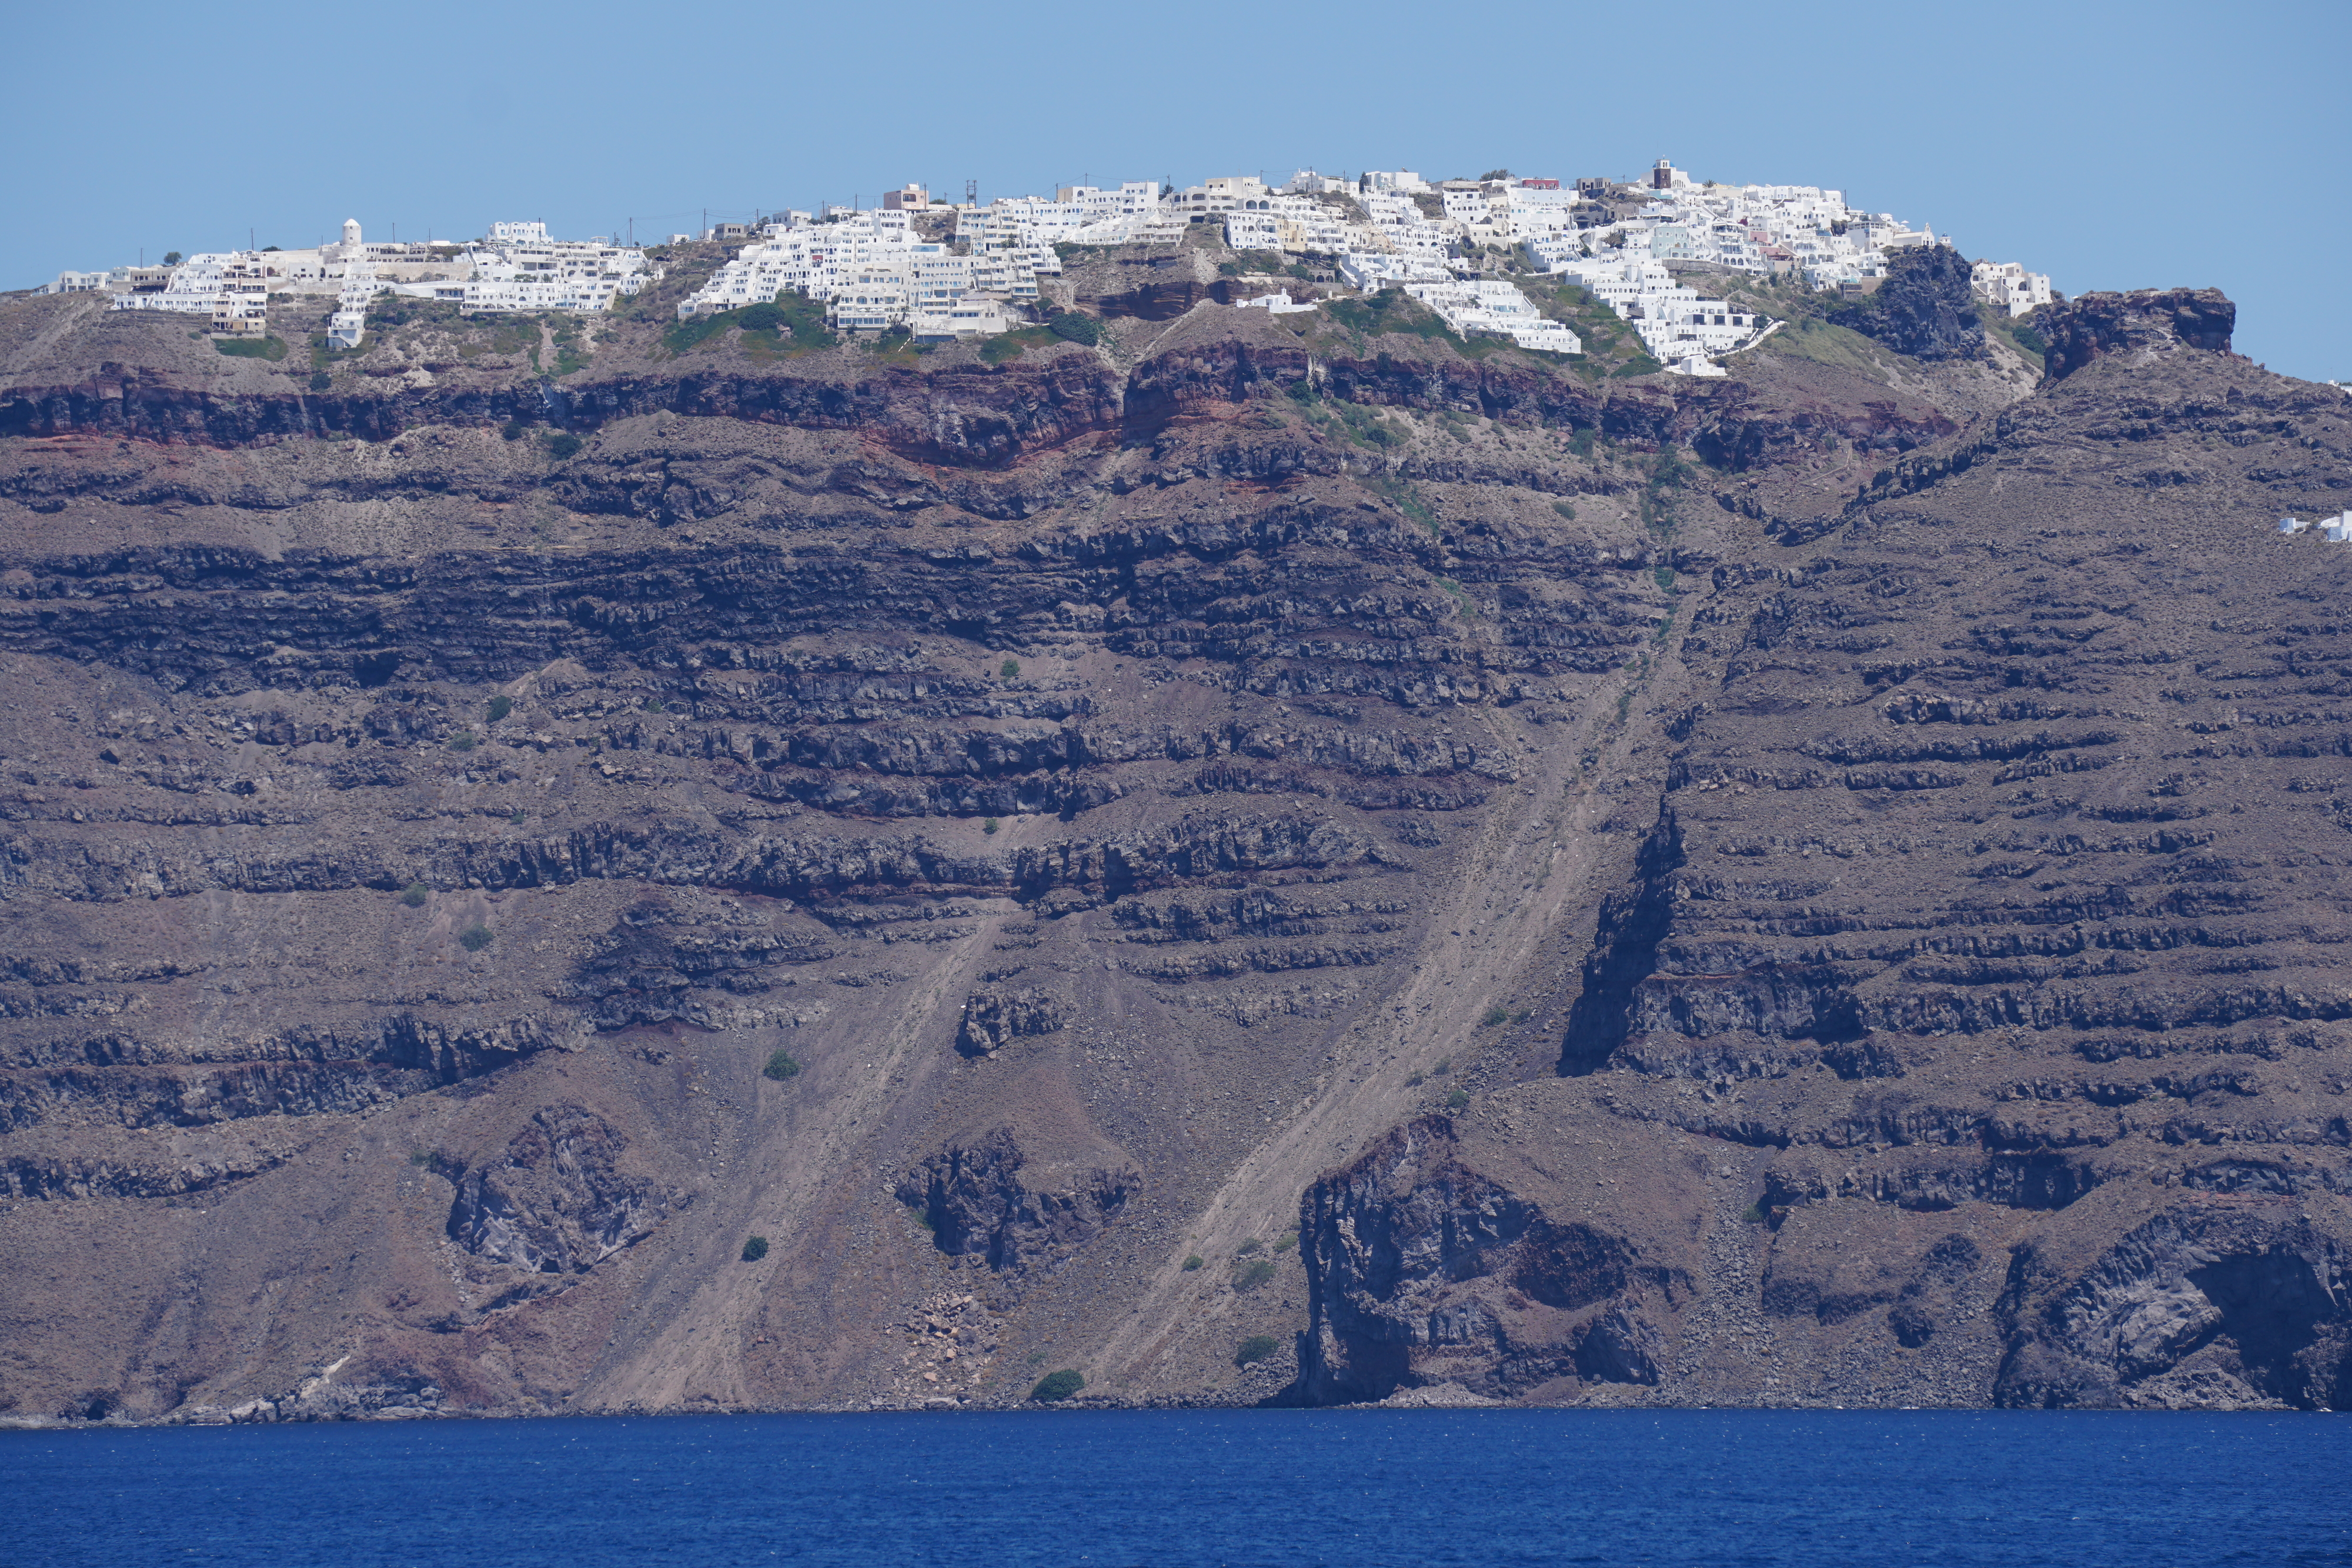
[39,159,2054,376]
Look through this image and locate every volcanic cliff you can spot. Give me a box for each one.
[1,251,2347,1424]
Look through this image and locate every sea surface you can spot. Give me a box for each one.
[6,1407,2347,1567]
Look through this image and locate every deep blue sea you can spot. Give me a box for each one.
[6,1408,2347,1567]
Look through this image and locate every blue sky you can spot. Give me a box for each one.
[6,0,2344,378]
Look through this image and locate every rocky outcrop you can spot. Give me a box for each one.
[896,1129,1137,1274]
[445,1105,670,1273]
[1294,1119,1674,1403]
[955,988,1068,1055]
[2037,287,2237,380]
[1829,244,1984,362]
[1995,1206,2352,1410]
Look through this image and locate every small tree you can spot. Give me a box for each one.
[983,818,1000,835]
[459,925,493,952]
[399,883,429,908]
[741,1236,769,1261]
[999,658,1020,679]
[1030,1369,1085,1402]
[486,695,513,723]
[163,252,183,266]
[763,1049,801,1082]
[1181,1255,1204,1272]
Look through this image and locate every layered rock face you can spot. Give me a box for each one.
[0,271,2344,1422]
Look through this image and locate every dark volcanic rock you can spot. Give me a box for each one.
[2038,287,2237,380]
[1830,244,1985,362]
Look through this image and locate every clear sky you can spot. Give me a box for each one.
[6,0,2344,379]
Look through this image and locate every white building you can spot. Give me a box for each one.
[1399,280,1582,353]
[1972,260,2053,316]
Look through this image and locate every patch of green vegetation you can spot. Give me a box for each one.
[1236,1238,1262,1257]
[1181,1255,1204,1271]
[1273,1231,1297,1254]
[542,430,583,461]
[212,335,289,361]
[1553,499,1578,520]
[1758,312,1893,375]
[1045,310,1101,346]
[486,694,513,723]
[1434,1057,1452,1074]
[1978,302,2049,374]
[1740,1202,1768,1225]
[1362,474,1437,533]
[399,882,430,907]
[550,318,589,377]
[1529,284,1663,380]
[763,1049,801,1082]
[983,817,1000,835]
[741,1235,769,1262]
[1320,289,1505,360]
[907,1201,936,1233]
[1445,1087,1471,1111]
[999,658,1021,679]
[1235,1335,1281,1368]
[447,732,477,752]
[1481,1004,1509,1027]
[1406,1072,1426,1087]
[1654,566,1678,591]
[977,325,1062,365]
[486,315,544,362]
[643,697,664,713]
[1234,1258,1278,1292]
[502,421,529,442]
[1030,1369,1085,1402]
[458,925,493,952]
[309,372,332,392]
[666,291,837,357]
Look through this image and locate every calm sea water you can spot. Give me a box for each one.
[6,1408,2347,1567]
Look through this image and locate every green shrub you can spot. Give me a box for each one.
[486,694,513,723]
[1046,312,1101,346]
[1236,1238,1262,1256]
[1434,1057,1452,1074]
[1181,1255,1204,1272]
[458,925,493,952]
[1235,1335,1281,1368]
[741,1235,769,1262]
[1481,1005,1509,1027]
[501,421,527,441]
[542,431,583,460]
[1030,1369,1085,1402]
[1740,1202,1769,1225]
[1553,500,1577,520]
[644,697,664,712]
[1274,1232,1297,1253]
[763,1049,801,1081]
[983,818,999,835]
[447,732,476,751]
[309,372,332,392]
[399,883,429,907]
[738,302,784,332]
[999,658,1021,679]
[212,336,289,361]
[1234,1258,1277,1292]
[1405,1072,1425,1088]
[1445,1088,1471,1111]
